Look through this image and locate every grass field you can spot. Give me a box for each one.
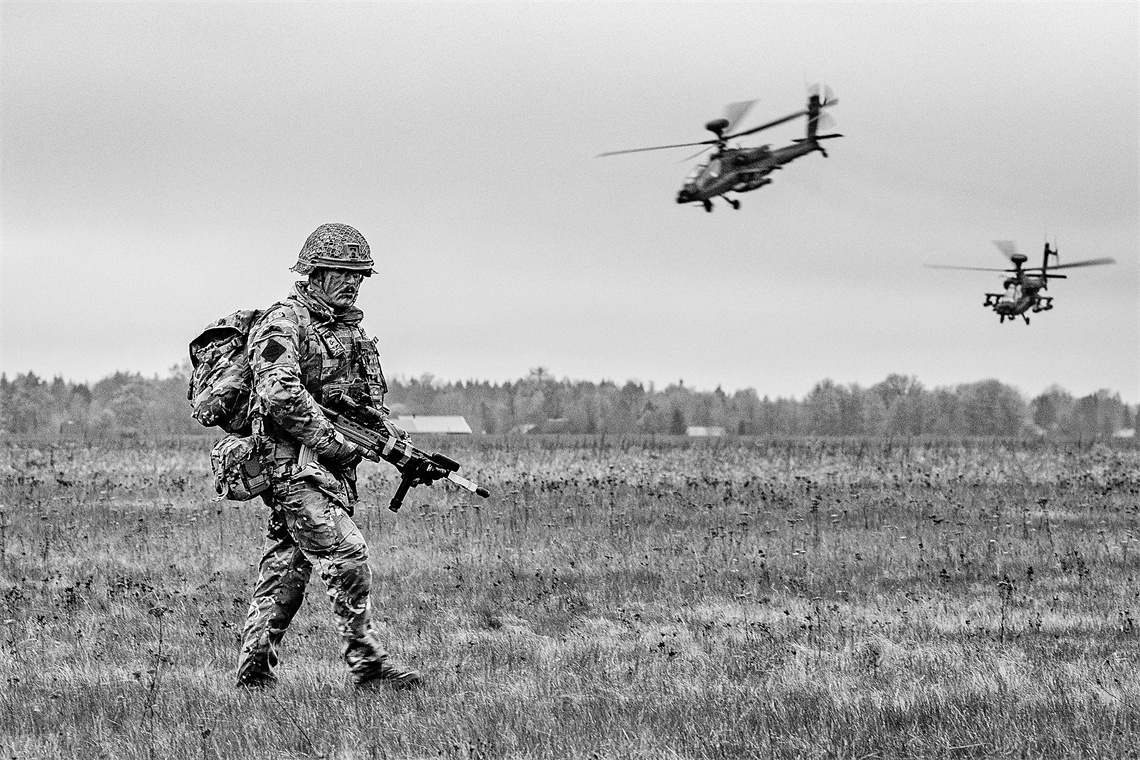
[1,436,1139,759]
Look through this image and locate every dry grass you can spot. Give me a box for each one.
[1,436,1139,759]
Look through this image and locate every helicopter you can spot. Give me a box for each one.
[597,86,842,212]
[926,241,1115,324]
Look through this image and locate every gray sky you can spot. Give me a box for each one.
[3,2,1137,402]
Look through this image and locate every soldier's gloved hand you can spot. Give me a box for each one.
[325,440,363,470]
[412,462,448,486]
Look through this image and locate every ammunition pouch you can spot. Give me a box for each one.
[210,434,270,501]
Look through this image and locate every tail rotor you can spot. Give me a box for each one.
[801,83,842,154]
[808,83,838,108]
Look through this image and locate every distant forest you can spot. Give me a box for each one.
[0,365,1134,440]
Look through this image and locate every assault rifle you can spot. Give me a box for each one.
[314,395,490,513]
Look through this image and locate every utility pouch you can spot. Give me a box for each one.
[210,434,270,501]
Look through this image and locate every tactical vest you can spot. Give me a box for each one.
[288,297,389,410]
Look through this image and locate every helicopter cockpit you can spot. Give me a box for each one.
[683,158,719,188]
[1000,281,1021,303]
[677,159,719,203]
[688,157,722,180]
[676,163,704,203]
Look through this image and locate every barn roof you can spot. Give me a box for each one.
[392,415,473,434]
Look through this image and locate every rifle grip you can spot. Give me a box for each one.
[389,472,415,513]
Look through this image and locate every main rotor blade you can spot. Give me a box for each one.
[1043,257,1116,270]
[924,264,1016,272]
[678,144,715,163]
[725,109,809,140]
[596,139,717,158]
[723,99,757,134]
[991,240,1019,260]
[1018,269,1070,278]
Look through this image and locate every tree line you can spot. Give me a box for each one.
[0,365,1133,440]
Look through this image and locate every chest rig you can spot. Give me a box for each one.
[290,298,388,409]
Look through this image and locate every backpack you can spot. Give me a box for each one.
[187,309,263,435]
[187,301,311,435]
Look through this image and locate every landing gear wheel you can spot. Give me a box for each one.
[729,199,740,210]
[703,200,713,213]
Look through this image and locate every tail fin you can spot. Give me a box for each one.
[802,85,840,145]
[807,94,822,140]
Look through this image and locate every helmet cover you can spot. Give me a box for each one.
[291,223,374,276]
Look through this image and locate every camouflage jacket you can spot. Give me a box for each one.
[247,282,388,461]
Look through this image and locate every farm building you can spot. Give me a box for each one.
[391,415,473,434]
[59,420,86,439]
[686,426,725,437]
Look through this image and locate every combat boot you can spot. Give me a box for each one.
[355,657,423,691]
[235,672,278,690]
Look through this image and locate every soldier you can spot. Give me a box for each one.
[235,222,422,690]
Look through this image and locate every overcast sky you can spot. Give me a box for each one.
[3,2,1137,403]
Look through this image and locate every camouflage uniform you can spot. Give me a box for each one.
[236,227,400,688]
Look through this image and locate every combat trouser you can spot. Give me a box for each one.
[236,458,388,686]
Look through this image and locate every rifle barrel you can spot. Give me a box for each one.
[446,471,490,498]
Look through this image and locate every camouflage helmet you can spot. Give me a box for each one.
[291,223,375,276]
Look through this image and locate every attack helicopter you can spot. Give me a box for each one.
[926,241,1115,324]
[597,86,842,212]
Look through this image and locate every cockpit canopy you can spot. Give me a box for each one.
[684,158,722,186]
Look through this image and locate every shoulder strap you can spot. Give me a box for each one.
[285,297,311,342]
[288,297,339,384]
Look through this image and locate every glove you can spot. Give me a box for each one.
[412,461,448,486]
[324,439,363,470]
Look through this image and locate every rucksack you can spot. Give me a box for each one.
[187,309,263,435]
[187,301,311,434]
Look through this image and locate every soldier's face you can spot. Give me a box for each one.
[312,268,366,312]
